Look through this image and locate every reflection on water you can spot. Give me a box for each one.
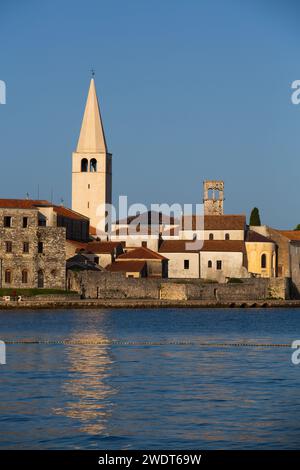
[0,308,300,449]
[54,335,117,435]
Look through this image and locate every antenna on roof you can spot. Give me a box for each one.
[60,197,64,207]
[26,192,29,200]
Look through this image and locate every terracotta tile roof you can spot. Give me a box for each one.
[201,240,246,252]
[181,215,246,230]
[53,206,89,221]
[159,240,200,253]
[116,211,179,225]
[159,239,245,253]
[106,260,146,273]
[275,230,300,241]
[76,241,123,254]
[0,199,88,221]
[245,230,274,243]
[0,199,49,209]
[118,246,167,260]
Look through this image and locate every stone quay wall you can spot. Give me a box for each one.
[67,271,291,301]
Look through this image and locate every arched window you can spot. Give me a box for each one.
[90,158,97,172]
[5,269,11,284]
[209,233,214,240]
[81,158,88,172]
[208,260,212,268]
[261,254,267,269]
[225,233,230,240]
[38,269,44,288]
[22,270,28,284]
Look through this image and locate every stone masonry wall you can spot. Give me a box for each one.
[67,271,290,301]
[0,208,66,289]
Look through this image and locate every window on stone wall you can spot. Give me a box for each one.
[225,233,230,240]
[261,254,267,269]
[23,217,28,228]
[142,241,147,248]
[22,270,28,284]
[38,242,43,254]
[184,259,189,269]
[216,260,222,270]
[23,242,29,253]
[38,216,46,227]
[208,260,212,268]
[5,269,11,284]
[38,269,44,288]
[5,241,12,253]
[4,216,12,228]
[209,233,214,240]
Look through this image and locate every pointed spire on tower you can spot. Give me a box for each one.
[76,78,107,153]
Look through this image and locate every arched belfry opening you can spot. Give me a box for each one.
[90,158,97,172]
[203,180,224,215]
[81,158,88,172]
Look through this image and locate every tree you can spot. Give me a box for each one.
[249,207,261,226]
[294,224,300,231]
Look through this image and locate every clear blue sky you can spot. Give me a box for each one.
[1,0,300,228]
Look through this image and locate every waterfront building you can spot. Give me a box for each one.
[72,78,112,235]
[111,246,168,278]
[265,228,300,297]
[106,260,147,278]
[245,230,276,278]
[159,239,248,281]
[0,199,90,289]
[67,240,124,268]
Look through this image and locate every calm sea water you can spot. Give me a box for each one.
[0,308,300,449]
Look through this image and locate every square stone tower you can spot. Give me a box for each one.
[203,180,224,215]
[72,78,112,235]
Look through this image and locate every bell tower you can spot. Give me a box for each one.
[72,78,112,234]
[203,180,224,215]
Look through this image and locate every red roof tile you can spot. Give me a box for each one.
[275,230,300,241]
[182,215,246,230]
[118,246,167,260]
[0,199,88,221]
[106,260,146,273]
[159,239,245,253]
[245,230,274,243]
[76,241,123,254]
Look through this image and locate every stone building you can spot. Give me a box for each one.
[266,228,300,297]
[0,199,91,289]
[0,204,65,289]
[66,240,124,267]
[159,239,248,281]
[245,230,276,278]
[106,260,147,278]
[112,246,168,278]
[72,78,112,235]
[203,180,224,215]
